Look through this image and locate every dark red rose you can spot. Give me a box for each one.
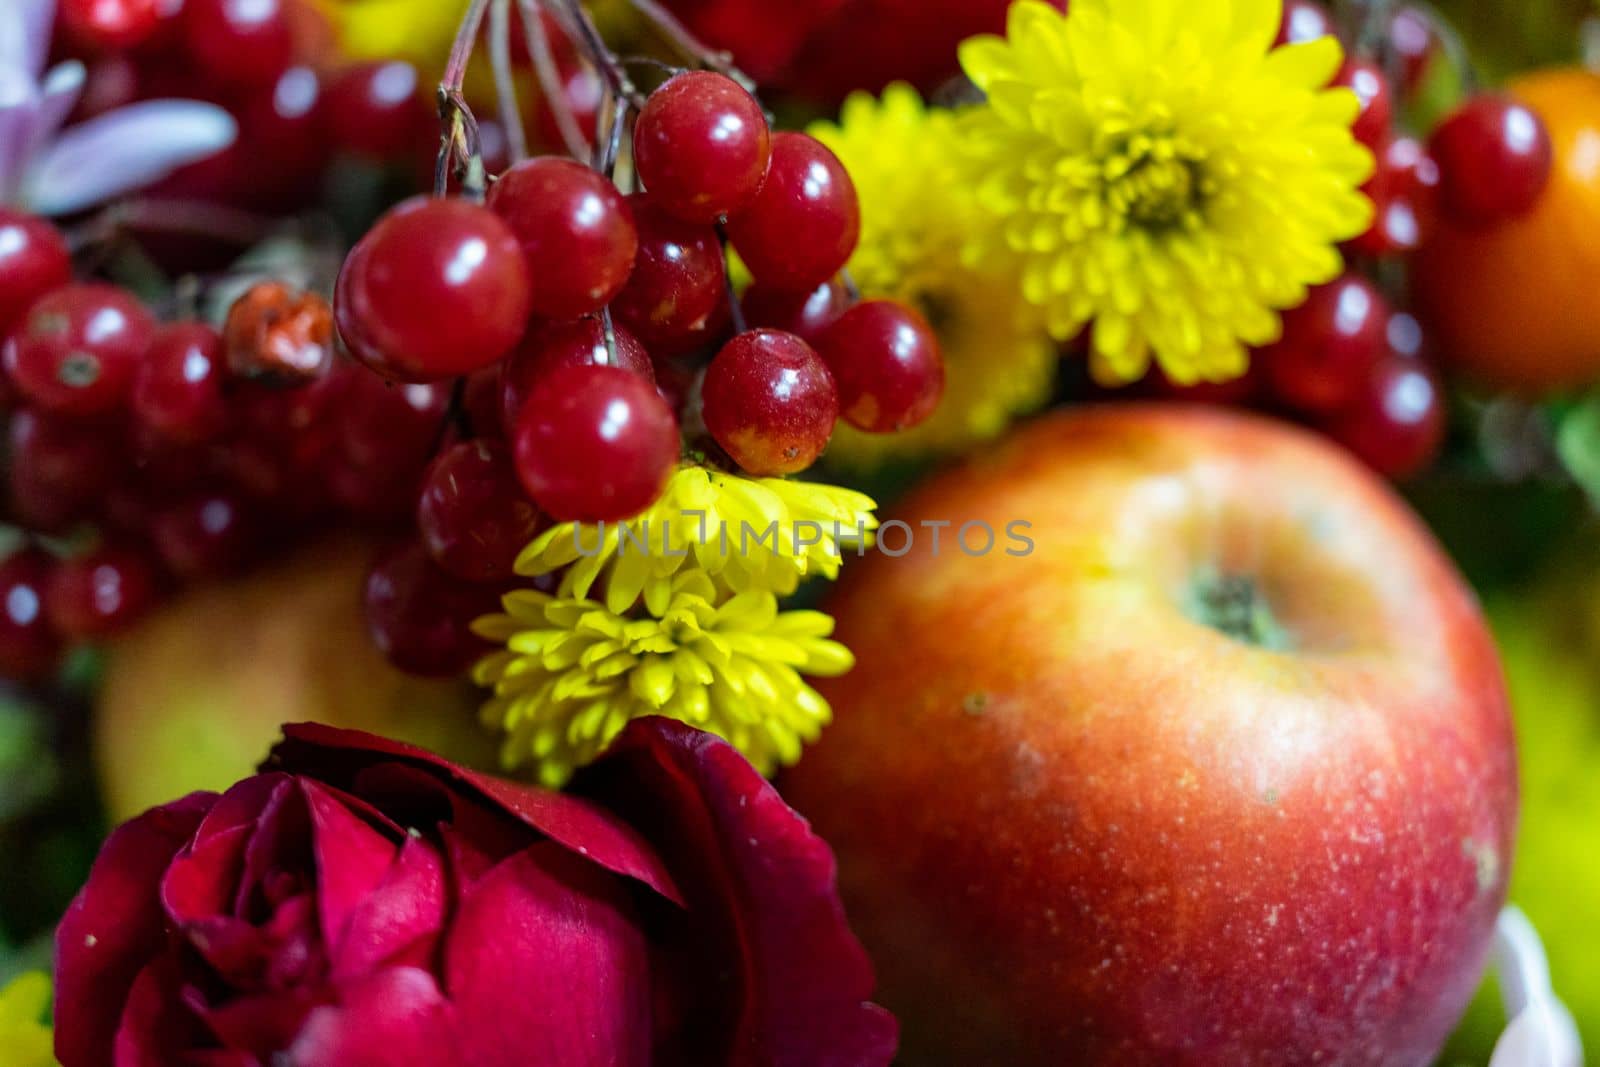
[55,718,896,1066]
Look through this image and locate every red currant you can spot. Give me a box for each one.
[1351,137,1440,257]
[633,71,772,224]
[1388,6,1438,91]
[464,365,507,440]
[816,300,944,433]
[741,280,848,344]
[513,364,680,522]
[8,410,124,532]
[1275,0,1334,44]
[501,317,653,432]
[133,322,229,444]
[60,0,162,50]
[45,543,161,640]
[702,329,838,475]
[1325,356,1445,479]
[183,0,294,90]
[0,549,62,682]
[488,158,638,319]
[364,540,501,677]
[1261,274,1389,414]
[336,373,451,475]
[1333,59,1392,153]
[234,66,329,212]
[727,133,859,291]
[0,211,71,338]
[335,198,533,382]
[418,440,545,582]
[152,491,260,579]
[1429,95,1553,227]
[322,61,429,161]
[4,284,156,416]
[610,194,727,349]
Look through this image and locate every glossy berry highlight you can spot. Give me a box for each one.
[727,133,860,291]
[633,71,772,224]
[817,300,945,433]
[702,329,839,475]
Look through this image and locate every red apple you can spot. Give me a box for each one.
[782,406,1516,1064]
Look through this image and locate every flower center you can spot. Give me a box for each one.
[1100,129,1210,232]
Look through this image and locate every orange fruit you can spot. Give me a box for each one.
[1414,68,1600,394]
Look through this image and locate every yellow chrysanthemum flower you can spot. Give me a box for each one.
[515,464,878,609]
[810,84,1058,466]
[0,972,54,1067]
[956,0,1374,385]
[473,570,852,785]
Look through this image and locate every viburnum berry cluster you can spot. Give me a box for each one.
[331,0,946,677]
[1143,0,1554,482]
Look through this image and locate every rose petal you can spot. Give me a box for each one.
[234,776,311,918]
[23,99,237,215]
[331,835,448,980]
[55,792,216,1067]
[288,967,464,1067]
[198,985,329,1059]
[444,841,651,1067]
[270,723,683,904]
[576,717,899,1067]
[112,954,211,1067]
[302,779,401,952]
[195,773,287,844]
[163,823,251,927]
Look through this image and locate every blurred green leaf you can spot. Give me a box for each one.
[1556,391,1600,505]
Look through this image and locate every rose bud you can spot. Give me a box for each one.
[54,719,896,1066]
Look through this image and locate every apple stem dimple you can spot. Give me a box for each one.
[1185,569,1292,651]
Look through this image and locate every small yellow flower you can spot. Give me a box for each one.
[810,84,1057,467]
[956,0,1374,385]
[473,571,852,785]
[516,464,878,609]
[0,972,55,1067]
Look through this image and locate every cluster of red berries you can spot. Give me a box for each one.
[58,0,431,221]
[1149,0,1554,481]
[334,69,945,672]
[0,205,494,681]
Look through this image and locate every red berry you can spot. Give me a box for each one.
[364,540,500,677]
[0,210,72,338]
[1388,6,1438,92]
[1351,137,1440,257]
[60,0,162,50]
[610,194,727,349]
[322,61,429,160]
[132,322,229,444]
[532,62,602,156]
[336,373,450,475]
[234,66,329,211]
[1275,0,1335,44]
[1261,274,1389,414]
[418,440,545,582]
[702,329,838,475]
[3,284,156,416]
[1333,58,1393,152]
[45,543,160,640]
[513,364,679,522]
[741,280,848,344]
[816,300,944,433]
[183,0,294,90]
[501,317,653,432]
[463,364,506,440]
[0,549,62,681]
[152,491,259,579]
[633,71,772,224]
[1325,357,1445,479]
[727,133,859,291]
[7,410,123,530]
[1429,95,1553,227]
[488,158,638,319]
[335,198,533,382]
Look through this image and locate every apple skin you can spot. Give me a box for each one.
[95,536,497,823]
[782,406,1516,1065]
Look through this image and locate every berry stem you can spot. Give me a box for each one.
[1405,0,1480,93]
[518,0,589,159]
[436,0,493,199]
[623,0,753,91]
[552,0,643,109]
[489,0,529,163]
